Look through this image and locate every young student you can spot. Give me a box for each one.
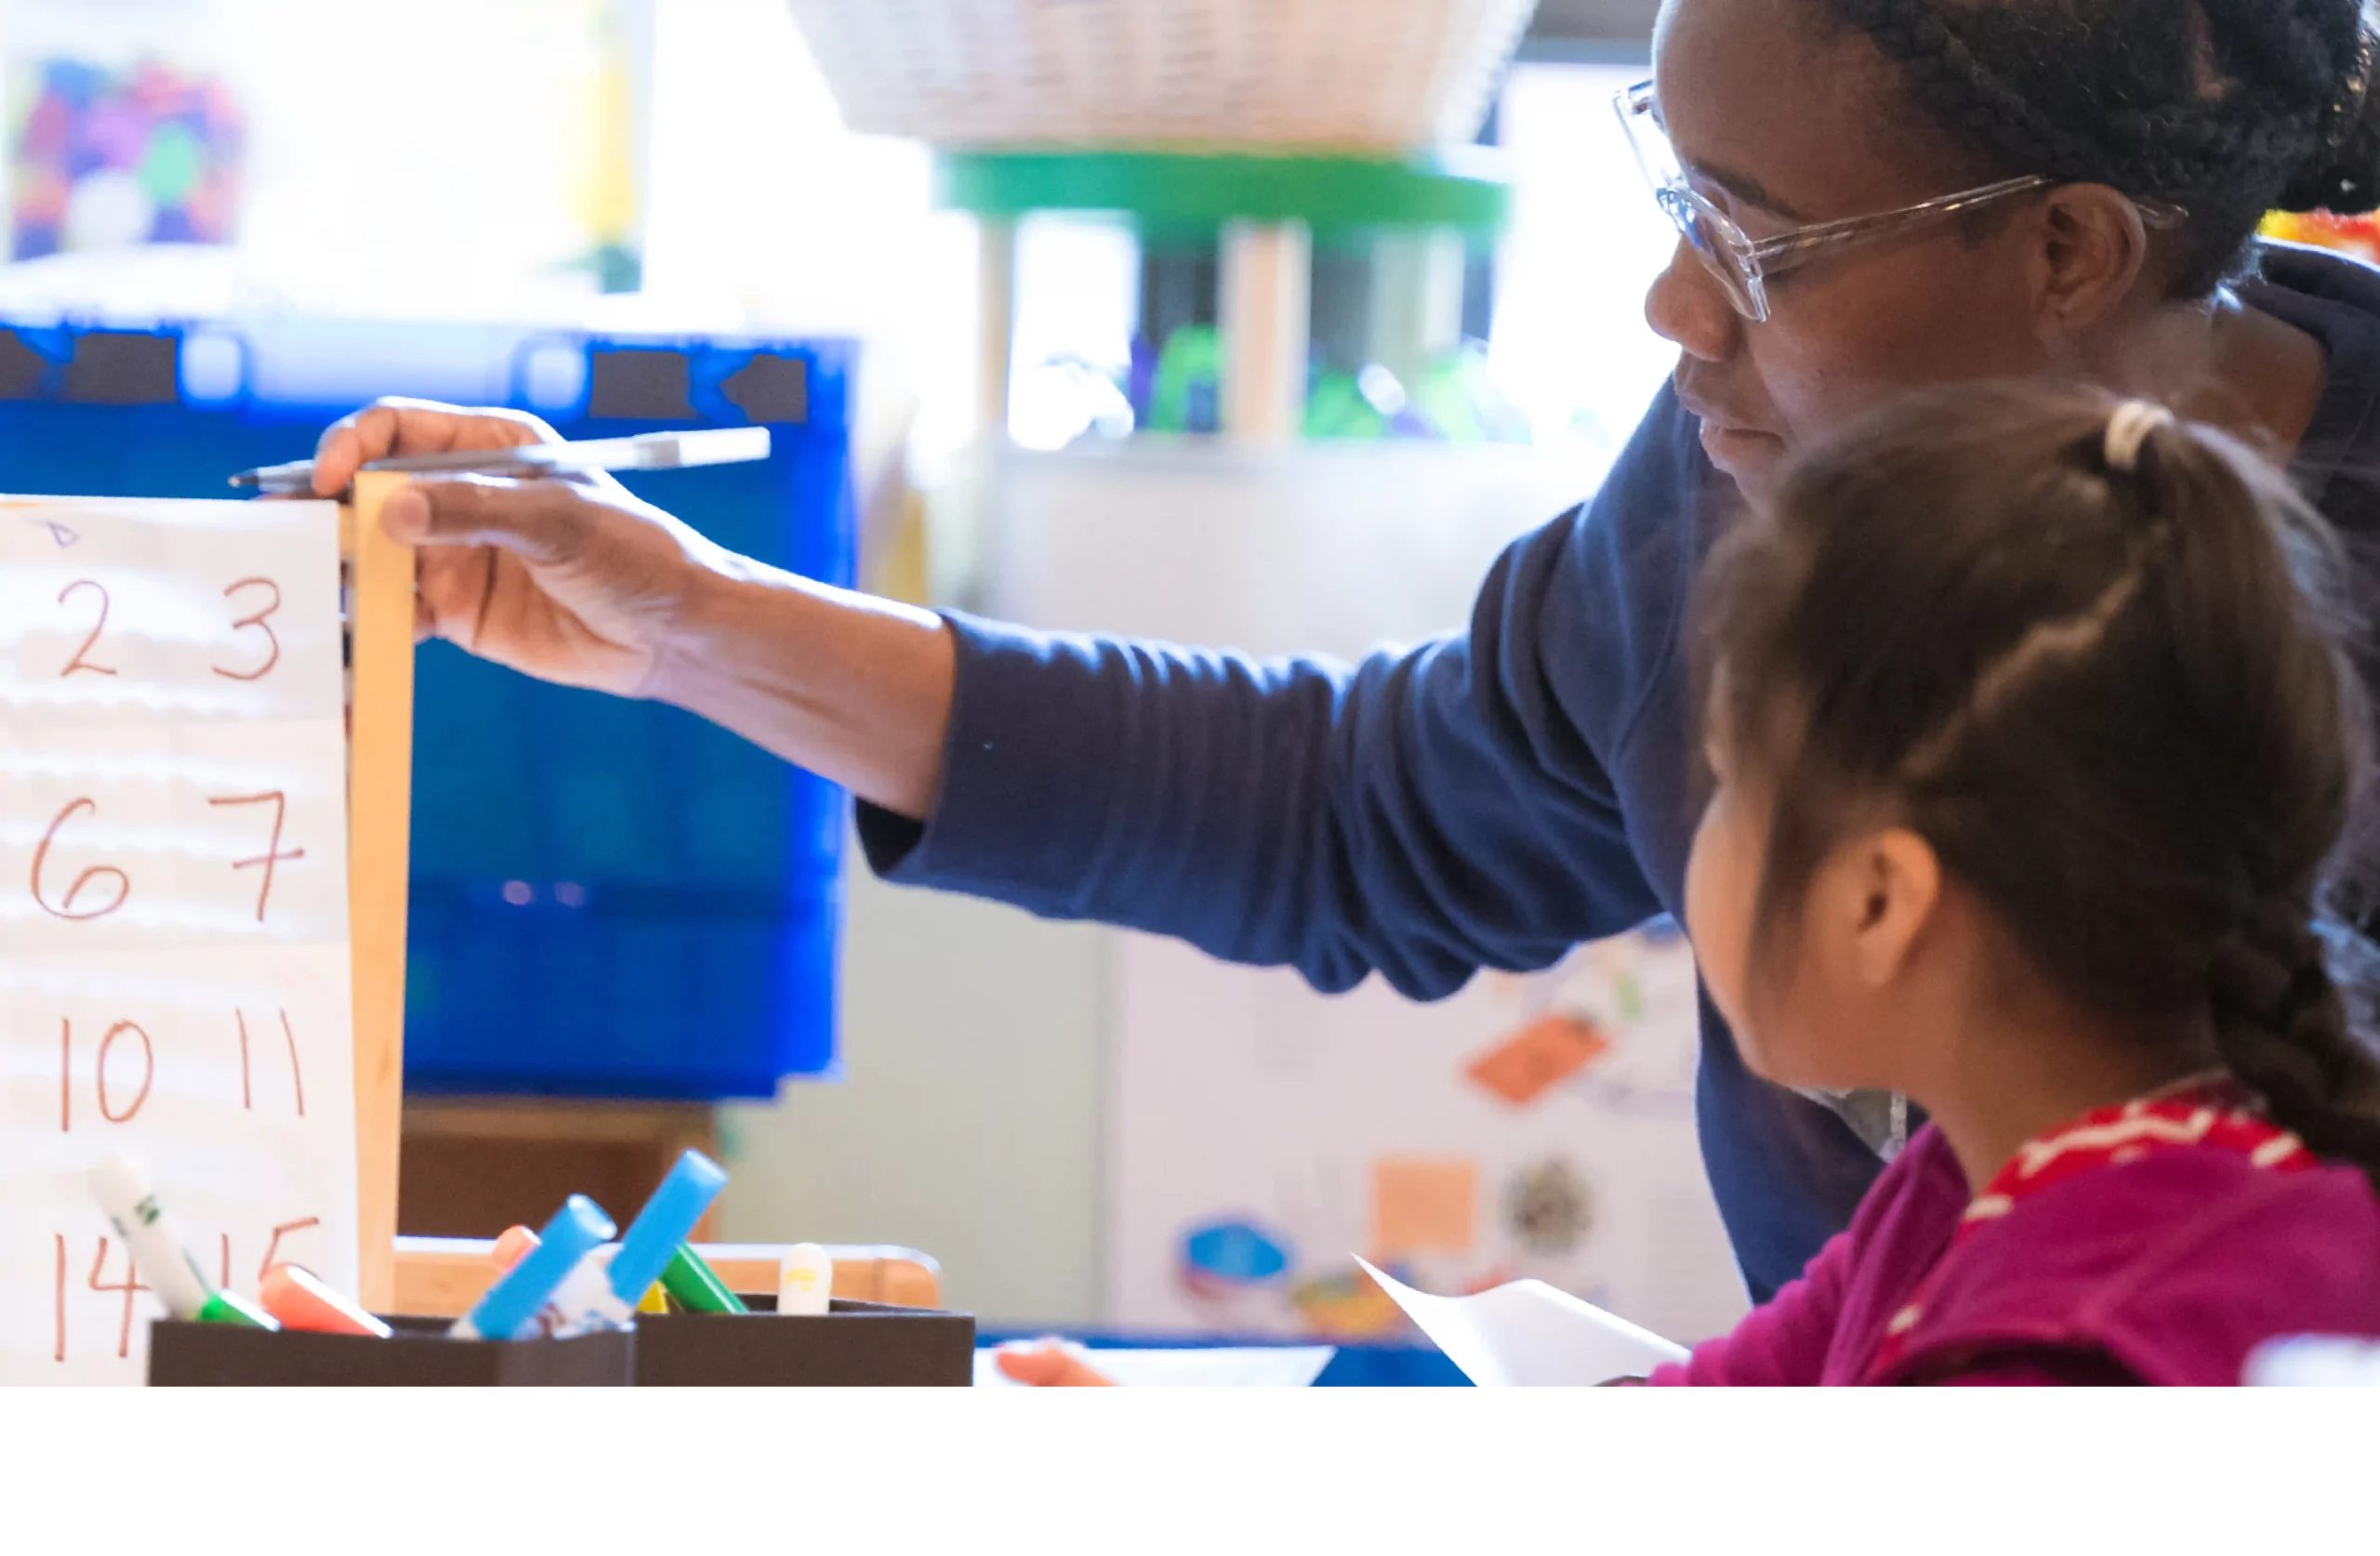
[1654,382,2380,1385]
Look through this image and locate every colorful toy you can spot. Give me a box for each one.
[9,57,243,258]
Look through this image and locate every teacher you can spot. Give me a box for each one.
[314,0,2380,1302]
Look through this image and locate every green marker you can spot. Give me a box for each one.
[197,1290,279,1329]
[658,1245,746,1314]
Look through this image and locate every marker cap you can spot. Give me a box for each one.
[457,1195,614,1342]
[777,1243,834,1317]
[88,1154,215,1322]
[259,1264,393,1338]
[659,1244,747,1314]
[197,1290,280,1329]
[607,1150,729,1304]
[492,1225,540,1272]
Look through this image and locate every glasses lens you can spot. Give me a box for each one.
[1615,83,1682,191]
[1658,189,1761,319]
[1620,86,1764,320]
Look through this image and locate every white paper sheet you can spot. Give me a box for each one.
[1355,1257,1688,1386]
[0,496,358,1385]
[974,1343,1338,1388]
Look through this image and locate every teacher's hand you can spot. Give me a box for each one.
[311,397,734,697]
[311,396,958,818]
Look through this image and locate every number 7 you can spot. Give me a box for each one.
[206,791,305,923]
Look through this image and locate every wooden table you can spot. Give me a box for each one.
[392,1236,945,1317]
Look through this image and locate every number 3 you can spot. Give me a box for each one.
[212,577,282,681]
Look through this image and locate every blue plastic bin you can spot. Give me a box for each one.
[0,316,853,1099]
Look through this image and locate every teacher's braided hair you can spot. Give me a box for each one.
[1809,0,2380,294]
[1694,381,2380,1188]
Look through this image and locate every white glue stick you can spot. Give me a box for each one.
[776,1242,833,1316]
[544,1245,635,1337]
[90,1154,216,1321]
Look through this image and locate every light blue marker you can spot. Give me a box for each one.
[452,1195,615,1341]
[612,1151,729,1305]
[549,1150,731,1333]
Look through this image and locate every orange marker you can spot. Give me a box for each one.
[258,1264,393,1338]
[493,1224,540,1272]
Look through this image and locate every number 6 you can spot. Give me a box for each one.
[32,798,129,920]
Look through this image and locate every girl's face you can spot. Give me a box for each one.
[1683,703,1942,1093]
[1683,719,1805,1080]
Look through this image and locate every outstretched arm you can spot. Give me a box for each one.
[318,389,1704,997]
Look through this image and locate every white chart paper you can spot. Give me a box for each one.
[0,495,358,1384]
[974,1343,1338,1388]
[1355,1257,1688,1386]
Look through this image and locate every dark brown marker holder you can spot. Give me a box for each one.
[146,1314,634,1386]
[631,1295,975,1386]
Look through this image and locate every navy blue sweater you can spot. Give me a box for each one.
[859,245,2380,1302]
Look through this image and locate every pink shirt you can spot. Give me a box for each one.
[1648,1088,2380,1386]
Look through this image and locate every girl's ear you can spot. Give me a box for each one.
[1834,826,1942,988]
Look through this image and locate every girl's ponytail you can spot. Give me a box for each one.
[1698,379,2380,1191]
[2119,402,2380,1191]
[2208,908,2380,1192]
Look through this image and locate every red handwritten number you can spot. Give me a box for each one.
[86,1238,148,1361]
[32,798,129,920]
[60,1018,155,1128]
[232,1008,302,1115]
[56,579,116,678]
[95,1021,154,1124]
[219,1234,232,1293]
[211,577,283,681]
[258,1218,322,1284]
[281,1009,306,1117]
[206,792,303,923]
[53,1234,67,1364]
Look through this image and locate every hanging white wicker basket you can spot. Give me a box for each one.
[784,0,1540,152]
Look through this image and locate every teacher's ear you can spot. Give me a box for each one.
[2028,183,2159,343]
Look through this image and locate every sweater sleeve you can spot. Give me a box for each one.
[1645,1228,1856,1387]
[855,393,1702,1000]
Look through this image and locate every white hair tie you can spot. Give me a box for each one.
[2104,400,2175,473]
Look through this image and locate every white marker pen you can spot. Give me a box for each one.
[90,1154,216,1321]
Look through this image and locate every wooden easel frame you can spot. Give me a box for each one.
[341,472,415,1312]
[334,479,946,1320]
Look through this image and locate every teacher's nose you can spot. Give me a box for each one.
[1646,236,1742,365]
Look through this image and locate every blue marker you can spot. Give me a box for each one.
[550,1150,729,1333]
[452,1195,615,1341]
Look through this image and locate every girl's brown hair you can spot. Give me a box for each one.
[1695,380,2380,1183]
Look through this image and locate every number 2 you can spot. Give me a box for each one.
[57,579,116,678]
